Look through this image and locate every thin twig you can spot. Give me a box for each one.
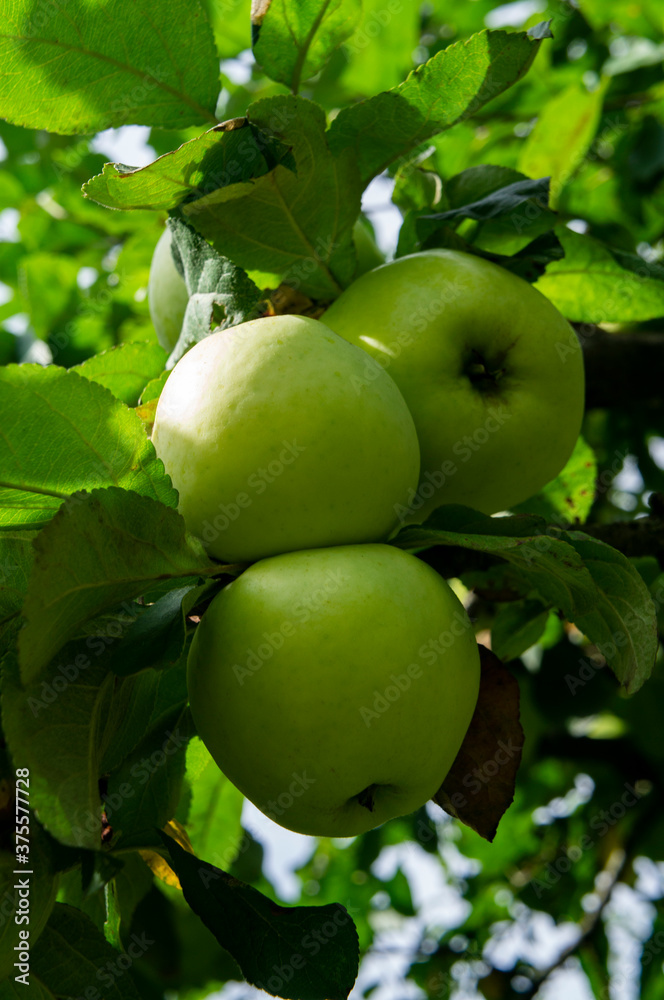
[517,845,627,1000]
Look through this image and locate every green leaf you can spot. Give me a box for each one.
[512,437,597,524]
[420,175,558,256]
[564,532,658,695]
[105,704,192,849]
[179,737,244,868]
[2,650,122,849]
[107,581,217,677]
[253,0,361,92]
[445,165,526,208]
[394,505,656,692]
[0,365,176,531]
[392,160,443,215]
[424,176,551,227]
[327,25,548,186]
[491,600,550,662]
[105,853,154,949]
[139,370,170,405]
[83,119,292,211]
[182,95,362,298]
[396,214,563,280]
[0,0,219,134]
[161,833,360,1000]
[56,866,108,933]
[535,227,664,322]
[99,661,190,776]
[19,487,215,682]
[518,81,607,208]
[72,342,167,406]
[166,218,263,366]
[0,532,34,621]
[31,904,141,999]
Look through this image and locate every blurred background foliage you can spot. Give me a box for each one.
[1,1,664,998]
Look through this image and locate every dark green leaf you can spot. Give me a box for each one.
[0,532,34,622]
[1,649,128,848]
[445,165,527,208]
[564,531,658,694]
[161,833,360,1000]
[491,600,550,662]
[100,660,190,775]
[420,175,558,256]
[19,488,215,683]
[108,581,218,677]
[105,705,192,849]
[423,176,552,227]
[31,904,141,999]
[394,505,657,692]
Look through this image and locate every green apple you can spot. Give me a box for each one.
[152,314,420,563]
[353,217,385,277]
[323,249,585,520]
[148,228,189,353]
[187,543,480,837]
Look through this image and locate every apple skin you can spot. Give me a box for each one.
[152,314,420,563]
[148,228,189,353]
[187,543,480,837]
[322,249,585,519]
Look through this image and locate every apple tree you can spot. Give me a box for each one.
[0,1,664,998]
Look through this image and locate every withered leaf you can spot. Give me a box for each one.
[434,645,523,841]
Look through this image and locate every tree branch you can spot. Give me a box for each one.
[577,325,664,410]
[516,846,627,1000]
[580,507,664,566]
[417,496,664,581]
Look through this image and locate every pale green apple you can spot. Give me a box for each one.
[148,228,189,353]
[152,314,420,563]
[323,249,585,520]
[353,217,385,277]
[187,543,480,837]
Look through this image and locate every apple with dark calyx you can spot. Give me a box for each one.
[148,228,189,353]
[322,249,585,521]
[187,543,480,838]
[152,314,420,563]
